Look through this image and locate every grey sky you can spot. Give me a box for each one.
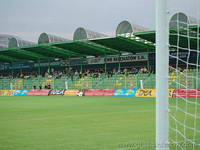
[0,0,198,42]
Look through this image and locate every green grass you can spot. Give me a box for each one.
[169,98,200,150]
[0,96,155,150]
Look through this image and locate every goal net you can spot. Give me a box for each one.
[168,1,200,150]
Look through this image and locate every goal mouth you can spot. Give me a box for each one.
[168,7,200,150]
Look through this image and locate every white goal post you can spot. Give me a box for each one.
[156,0,200,150]
[156,0,169,150]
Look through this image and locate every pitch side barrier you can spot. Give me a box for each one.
[0,89,200,98]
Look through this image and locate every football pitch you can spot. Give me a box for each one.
[0,96,156,150]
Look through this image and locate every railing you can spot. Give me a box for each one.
[0,71,198,90]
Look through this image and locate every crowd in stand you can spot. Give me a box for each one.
[0,66,149,79]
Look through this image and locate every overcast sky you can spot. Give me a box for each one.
[0,0,198,42]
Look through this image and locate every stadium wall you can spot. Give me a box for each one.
[1,89,200,98]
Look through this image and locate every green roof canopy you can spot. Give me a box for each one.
[92,36,154,53]
[134,25,200,50]
[0,25,199,64]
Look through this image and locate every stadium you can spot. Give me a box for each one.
[0,1,200,150]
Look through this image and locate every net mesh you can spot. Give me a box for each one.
[168,1,200,149]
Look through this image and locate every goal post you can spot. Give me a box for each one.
[156,0,200,149]
[156,0,169,150]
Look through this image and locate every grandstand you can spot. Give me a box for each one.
[0,19,199,90]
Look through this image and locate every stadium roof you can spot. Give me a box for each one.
[0,25,199,63]
[134,25,200,49]
[0,36,155,63]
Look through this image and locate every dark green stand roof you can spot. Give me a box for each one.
[0,25,199,63]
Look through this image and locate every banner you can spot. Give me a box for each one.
[103,89,115,96]
[64,89,83,96]
[87,57,105,65]
[0,63,33,70]
[173,89,200,98]
[84,89,114,96]
[87,54,148,65]
[13,90,30,96]
[0,90,13,96]
[135,89,175,98]
[34,61,60,67]
[113,88,137,97]
[105,54,148,64]
[48,89,65,96]
[27,90,50,96]
[136,89,156,97]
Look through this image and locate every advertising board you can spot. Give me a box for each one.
[13,90,30,96]
[48,89,65,96]
[0,90,13,96]
[84,89,114,96]
[173,89,200,98]
[64,89,82,96]
[114,88,137,97]
[27,90,50,96]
